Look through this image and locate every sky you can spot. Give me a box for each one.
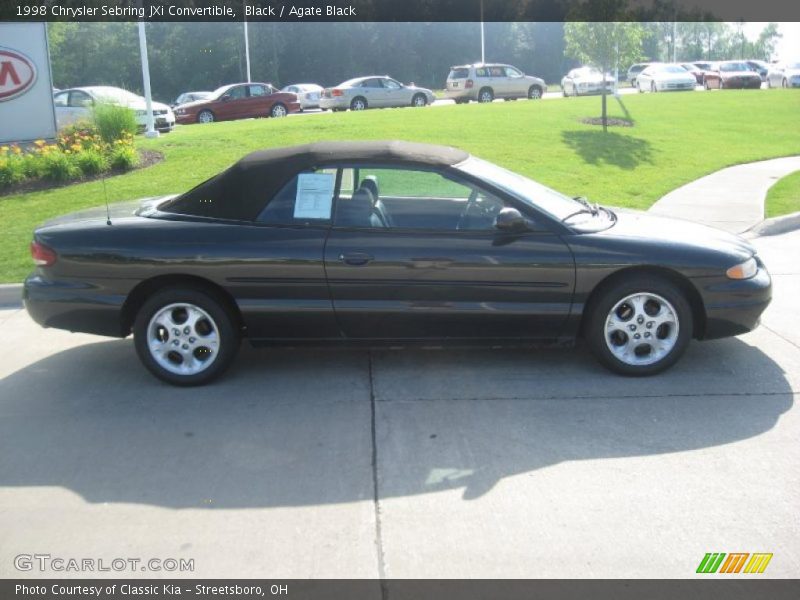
[740,22,800,61]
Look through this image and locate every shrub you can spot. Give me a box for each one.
[42,151,80,182]
[76,149,109,176]
[109,144,139,170]
[23,152,46,179]
[94,102,138,144]
[0,151,28,188]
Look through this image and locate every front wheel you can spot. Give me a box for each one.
[528,85,543,99]
[412,93,427,107]
[585,276,693,376]
[270,103,288,117]
[197,110,214,124]
[134,287,241,386]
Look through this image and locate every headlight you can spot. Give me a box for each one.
[726,257,758,280]
[176,108,186,115]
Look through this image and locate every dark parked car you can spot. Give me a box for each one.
[702,61,763,89]
[24,141,771,385]
[174,82,300,123]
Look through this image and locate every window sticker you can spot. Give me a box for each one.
[293,172,335,219]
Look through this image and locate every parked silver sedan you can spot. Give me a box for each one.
[561,67,614,96]
[319,76,435,111]
[281,83,324,110]
[636,64,696,92]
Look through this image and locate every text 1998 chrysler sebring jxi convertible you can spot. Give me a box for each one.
[24,141,771,385]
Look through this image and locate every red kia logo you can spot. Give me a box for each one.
[0,48,38,102]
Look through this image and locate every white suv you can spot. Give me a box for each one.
[445,63,546,103]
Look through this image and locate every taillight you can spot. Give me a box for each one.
[465,79,474,89]
[332,89,344,97]
[30,241,57,267]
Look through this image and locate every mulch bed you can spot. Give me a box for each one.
[0,149,163,198]
[581,117,634,127]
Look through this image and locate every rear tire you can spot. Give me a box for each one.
[478,87,494,103]
[134,287,240,386]
[350,97,367,111]
[585,275,693,376]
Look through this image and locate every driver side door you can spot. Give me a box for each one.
[323,165,575,341]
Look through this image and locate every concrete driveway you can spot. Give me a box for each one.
[0,230,797,579]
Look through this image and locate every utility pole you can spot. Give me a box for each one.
[480,0,485,63]
[244,20,252,82]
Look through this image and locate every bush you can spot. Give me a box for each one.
[109,144,139,170]
[94,103,138,144]
[23,152,46,179]
[76,149,109,176]
[0,153,28,188]
[42,151,80,182]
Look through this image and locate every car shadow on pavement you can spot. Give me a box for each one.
[0,336,792,507]
[562,130,654,170]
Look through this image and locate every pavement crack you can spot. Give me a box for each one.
[368,351,389,597]
[761,323,800,352]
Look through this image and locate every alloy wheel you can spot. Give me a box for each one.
[604,292,679,367]
[271,104,287,117]
[147,303,220,376]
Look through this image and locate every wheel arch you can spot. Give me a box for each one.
[121,274,244,336]
[578,265,706,339]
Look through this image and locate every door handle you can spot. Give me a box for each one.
[339,252,374,266]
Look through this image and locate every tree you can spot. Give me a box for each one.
[564,21,645,131]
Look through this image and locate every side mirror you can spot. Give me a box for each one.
[494,207,530,232]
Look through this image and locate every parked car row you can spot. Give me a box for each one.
[627,59,799,91]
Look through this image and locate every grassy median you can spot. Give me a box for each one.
[765,170,800,218]
[1,90,799,282]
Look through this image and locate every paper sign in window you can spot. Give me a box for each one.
[293,173,335,219]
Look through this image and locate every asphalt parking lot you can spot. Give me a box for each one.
[0,228,797,579]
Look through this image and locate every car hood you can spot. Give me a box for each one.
[654,72,695,82]
[40,196,178,228]
[173,98,214,110]
[599,208,755,260]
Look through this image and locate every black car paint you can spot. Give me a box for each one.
[24,159,771,348]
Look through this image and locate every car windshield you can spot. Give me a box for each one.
[92,87,141,104]
[720,62,750,72]
[456,156,584,221]
[574,67,602,78]
[659,65,688,73]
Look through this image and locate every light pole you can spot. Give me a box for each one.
[480,0,485,63]
[244,4,252,82]
[137,18,158,138]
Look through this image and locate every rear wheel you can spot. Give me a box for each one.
[197,110,214,124]
[350,97,367,111]
[270,103,287,117]
[134,287,240,386]
[478,87,494,103]
[585,276,693,376]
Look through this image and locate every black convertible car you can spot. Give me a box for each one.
[24,141,771,385]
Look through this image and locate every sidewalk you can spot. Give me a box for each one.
[649,155,800,233]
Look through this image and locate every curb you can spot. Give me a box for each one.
[746,211,800,237]
[0,283,23,308]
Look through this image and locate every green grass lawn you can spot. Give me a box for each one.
[1,90,799,283]
[765,170,800,218]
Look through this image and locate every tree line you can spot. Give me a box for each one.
[47,21,782,102]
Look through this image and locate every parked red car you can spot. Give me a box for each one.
[174,83,300,124]
[701,61,762,90]
[680,63,704,84]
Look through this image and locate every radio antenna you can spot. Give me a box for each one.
[101,170,112,226]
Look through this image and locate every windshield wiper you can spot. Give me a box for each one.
[562,196,600,221]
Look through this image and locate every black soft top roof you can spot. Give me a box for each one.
[162,141,470,221]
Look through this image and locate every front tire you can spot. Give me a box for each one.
[197,110,214,124]
[528,85,543,99]
[412,93,427,107]
[134,287,240,386]
[585,276,693,376]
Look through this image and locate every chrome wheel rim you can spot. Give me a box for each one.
[413,95,426,106]
[272,105,287,117]
[198,111,213,123]
[604,292,679,367]
[479,91,492,102]
[352,99,365,110]
[147,303,220,376]
[530,88,541,99]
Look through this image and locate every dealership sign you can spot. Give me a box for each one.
[0,23,56,143]
[0,48,38,101]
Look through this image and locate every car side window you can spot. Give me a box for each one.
[256,168,337,226]
[69,91,93,108]
[53,92,69,107]
[490,66,505,77]
[227,86,247,100]
[505,67,523,77]
[384,79,401,90]
[332,166,510,232]
[475,67,489,77]
[249,85,267,97]
[363,79,384,88]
